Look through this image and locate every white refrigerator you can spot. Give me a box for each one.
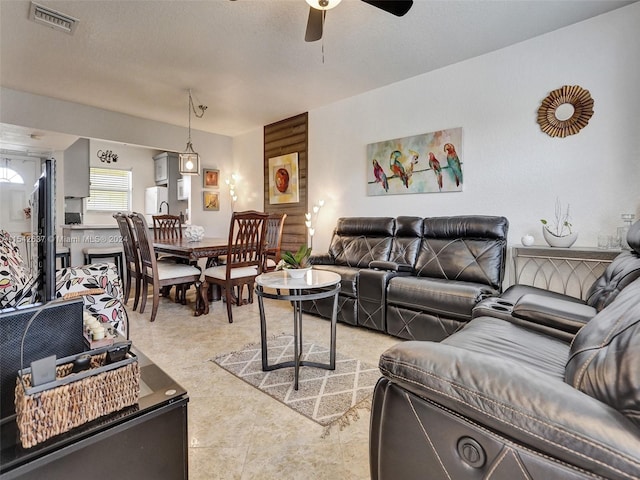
[145,186,168,223]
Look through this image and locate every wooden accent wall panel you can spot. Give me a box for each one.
[264,113,308,255]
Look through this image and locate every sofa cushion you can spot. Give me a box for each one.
[328,217,394,268]
[585,250,640,311]
[387,276,498,321]
[389,216,423,268]
[415,216,508,289]
[566,277,640,426]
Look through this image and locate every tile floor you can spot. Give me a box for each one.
[127,290,401,480]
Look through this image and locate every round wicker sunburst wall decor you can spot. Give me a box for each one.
[537,85,594,138]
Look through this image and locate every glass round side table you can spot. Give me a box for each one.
[254,270,341,390]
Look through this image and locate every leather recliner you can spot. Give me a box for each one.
[472,220,640,341]
[370,275,640,480]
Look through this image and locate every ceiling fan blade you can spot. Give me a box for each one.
[305,7,324,42]
[361,0,413,17]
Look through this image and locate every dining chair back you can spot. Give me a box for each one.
[152,214,182,241]
[264,212,287,272]
[203,210,269,323]
[129,212,201,322]
[113,212,142,311]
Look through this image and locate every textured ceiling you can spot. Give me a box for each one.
[0,0,636,151]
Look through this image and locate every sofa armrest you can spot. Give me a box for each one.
[369,260,412,273]
[512,293,596,334]
[378,341,640,478]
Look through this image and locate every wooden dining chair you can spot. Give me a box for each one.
[203,210,269,323]
[152,214,182,241]
[152,213,191,301]
[113,212,143,311]
[264,212,287,272]
[129,212,201,322]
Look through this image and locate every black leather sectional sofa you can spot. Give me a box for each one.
[303,215,509,341]
[369,222,640,479]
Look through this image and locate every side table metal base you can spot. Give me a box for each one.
[256,284,340,390]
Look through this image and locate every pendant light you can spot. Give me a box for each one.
[179,89,207,175]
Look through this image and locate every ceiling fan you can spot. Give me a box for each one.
[304,0,414,42]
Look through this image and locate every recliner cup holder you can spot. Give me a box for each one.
[496,300,514,306]
[490,304,510,311]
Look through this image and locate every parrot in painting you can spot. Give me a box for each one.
[427,152,443,190]
[406,150,419,184]
[444,143,463,187]
[372,159,389,192]
[389,150,410,188]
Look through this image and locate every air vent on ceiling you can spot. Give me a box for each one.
[29,2,79,35]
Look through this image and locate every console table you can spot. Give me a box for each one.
[0,349,188,480]
[511,246,621,300]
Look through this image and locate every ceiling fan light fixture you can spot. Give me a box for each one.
[305,0,342,10]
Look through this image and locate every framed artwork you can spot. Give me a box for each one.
[268,152,299,204]
[203,191,219,211]
[203,169,219,188]
[366,127,463,196]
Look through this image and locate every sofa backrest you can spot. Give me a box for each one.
[328,217,395,268]
[566,276,640,426]
[413,216,509,289]
[389,216,423,267]
[585,220,640,311]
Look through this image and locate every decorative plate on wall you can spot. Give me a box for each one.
[537,85,594,138]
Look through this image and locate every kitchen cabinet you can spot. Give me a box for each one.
[63,138,90,198]
[154,153,168,184]
[152,152,187,216]
[177,178,189,200]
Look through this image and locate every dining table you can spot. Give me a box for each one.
[153,236,228,316]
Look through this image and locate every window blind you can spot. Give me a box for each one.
[86,167,131,211]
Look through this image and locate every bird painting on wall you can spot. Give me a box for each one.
[427,152,443,190]
[372,159,389,192]
[365,127,463,196]
[444,143,463,187]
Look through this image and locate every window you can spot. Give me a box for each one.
[0,166,24,184]
[86,167,131,211]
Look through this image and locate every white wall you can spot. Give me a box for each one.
[235,3,640,253]
[0,88,234,237]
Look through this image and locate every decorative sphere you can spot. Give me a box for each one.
[521,234,535,246]
[275,168,289,193]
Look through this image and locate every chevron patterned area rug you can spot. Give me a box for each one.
[212,335,381,430]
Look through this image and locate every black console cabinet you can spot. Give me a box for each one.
[0,350,188,480]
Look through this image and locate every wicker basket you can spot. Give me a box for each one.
[15,347,139,449]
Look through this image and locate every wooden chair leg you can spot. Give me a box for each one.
[181,284,188,305]
[133,276,141,311]
[124,271,131,304]
[140,279,148,313]
[225,285,234,323]
[150,283,160,322]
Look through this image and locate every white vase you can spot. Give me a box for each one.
[542,228,578,248]
[286,267,311,279]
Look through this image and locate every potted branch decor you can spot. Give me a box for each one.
[276,245,312,278]
[541,199,578,248]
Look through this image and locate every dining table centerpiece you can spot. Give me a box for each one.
[276,244,312,278]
